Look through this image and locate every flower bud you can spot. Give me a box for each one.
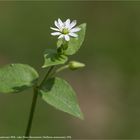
[69,61,85,70]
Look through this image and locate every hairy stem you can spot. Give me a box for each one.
[24,66,54,140]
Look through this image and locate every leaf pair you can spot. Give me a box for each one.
[0,64,83,119]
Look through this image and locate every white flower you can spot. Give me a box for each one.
[50,18,81,41]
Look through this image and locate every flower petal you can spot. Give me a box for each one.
[70,20,77,29]
[58,34,64,39]
[69,32,78,37]
[51,32,61,36]
[65,19,70,28]
[70,27,81,33]
[64,35,70,41]
[50,27,60,31]
[54,20,60,29]
[58,18,64,27]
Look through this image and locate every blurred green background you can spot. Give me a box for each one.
[0,1,140,139]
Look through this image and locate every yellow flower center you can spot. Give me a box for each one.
[62,28,69,34]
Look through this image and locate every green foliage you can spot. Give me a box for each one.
[39,77,84,119]
[42,49,68,68]
[63,23,86,55]
[0,64,39,93]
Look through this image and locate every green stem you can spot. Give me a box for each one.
[55,65,69,73]
[50,65,69,77]
[24,66,54,140]
[39,66,54,87]
[24,86,38,140]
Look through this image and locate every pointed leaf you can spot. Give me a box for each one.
[42,49,68,68]
[64,23,86,55]
[0,63,39,93]
[39,77,84,119]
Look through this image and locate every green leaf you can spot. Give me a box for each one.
[42,49,68,68]
[0,63,39,93]
[64,23,86,55]
[39,77,84,119]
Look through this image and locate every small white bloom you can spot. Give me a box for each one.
[50,18,81,41]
